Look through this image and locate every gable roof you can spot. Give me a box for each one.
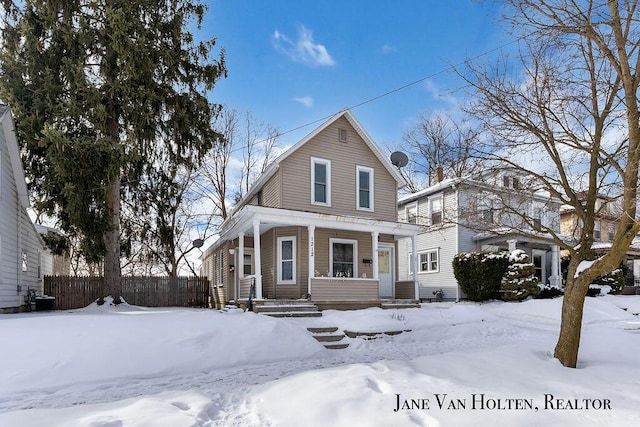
[0,105,30,209]
[228,108,407,220]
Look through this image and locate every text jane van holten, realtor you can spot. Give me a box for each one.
[394,393,612,412]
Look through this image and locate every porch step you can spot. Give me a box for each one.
[381,300,420,309]
[307,327,350,349]
[253,300,322,318]
[262,311,323,318]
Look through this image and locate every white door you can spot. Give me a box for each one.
[378,246,394,298]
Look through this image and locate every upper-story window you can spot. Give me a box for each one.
[311,157,331,206]
[430,197,443,225]
[404,203,418,224]
[356,165,374,211]
[532,207,543,231]
[608,223,615,241]
[594,220,601,240]
[502,175,520,189]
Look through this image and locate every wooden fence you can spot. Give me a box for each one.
[44,276,210,310]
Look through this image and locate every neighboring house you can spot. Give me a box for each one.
[201,109,421,308]
[0,105,45,312]
[397,171,564,301]
[35,224,71,277]
[560,194,640,285]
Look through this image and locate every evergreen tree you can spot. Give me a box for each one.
[0,0,226,300]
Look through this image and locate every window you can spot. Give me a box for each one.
[594,220,601,240]
[410,249,439,273]
[257,190,263,206]
[338,128,347,142]
[430,197,443,225]
[608,223,615,241]
[502,175,520,189]
[243,253,252,276]
[311,157,331,206]
[219,252,224,285]
[330,238,357,278]
[405,204,417,224]
[356,166,374,211]
[22,251,27,272]
[482,208,494,224]
[532,207,543,231]
[277,237,296,284]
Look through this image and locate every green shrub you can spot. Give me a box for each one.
[592,267,625,294]
[453,251,509,301]
[500,250,541,301]
[536,285,564,299]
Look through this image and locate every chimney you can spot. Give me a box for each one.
[433,165,444,184]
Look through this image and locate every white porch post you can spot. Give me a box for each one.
[549,245,561,286]
[308,225,315,296]
[507,239,518,252]
[253,220,263,299]
[238,232,245,300]
[412,235,419,300]
[372,231,379,280]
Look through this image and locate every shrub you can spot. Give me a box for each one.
[536,285,564,299]
[592,267,625,294]
[453,251,509,301]
[500,250,541,301]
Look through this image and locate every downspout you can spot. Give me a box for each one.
[454,183,460,303]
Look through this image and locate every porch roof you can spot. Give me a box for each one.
[473,230,572,249]
[204,205,422,256]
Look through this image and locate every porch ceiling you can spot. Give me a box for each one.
[225,205,422,240]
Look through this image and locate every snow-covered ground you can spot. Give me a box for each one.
[1,296,639,426]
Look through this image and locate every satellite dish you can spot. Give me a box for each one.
[390,151,409,168]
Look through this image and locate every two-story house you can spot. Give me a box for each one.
[201,109,422,309]
[0,105,46,312]
[560,193,640,286]
[397,171,564,301]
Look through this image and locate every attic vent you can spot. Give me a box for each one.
[338,128,347,142]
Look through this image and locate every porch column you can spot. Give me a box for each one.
[238,232,245,300]
[412,235,419,300]
[372,231,379,280]
[253,220,263,299]
[308,225,315,296]
[507,239,518,252]
[549,245,561,286]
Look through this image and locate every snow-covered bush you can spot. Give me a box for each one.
[500,250,540,302]
[591,268,625,294]
[452,251,510,301]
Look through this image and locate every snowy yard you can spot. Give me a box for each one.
[1,296,640,426]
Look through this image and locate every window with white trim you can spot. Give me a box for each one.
[608,223,615,241]
[356,165,374,211]
[430,197,443,225]
[243,253,253,276]
[219,252,224,285]
[277,236,296,284]
[405,203,417,224]
[330,238,357,278]
[311,157,331,206]
[410,249,439,273]
[594,220,601,240]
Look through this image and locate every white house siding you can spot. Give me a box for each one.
[0,109,44,310]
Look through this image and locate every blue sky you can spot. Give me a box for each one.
[203,1,507,150]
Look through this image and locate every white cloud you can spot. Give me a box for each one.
[272,25,336,67]
[292,96,314,108]
[381,43,396,54]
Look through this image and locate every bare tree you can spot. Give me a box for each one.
[402,111,481,187]
[239,111,280,198]
[461,0,640,368]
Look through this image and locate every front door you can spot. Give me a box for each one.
[532,250,546,284]
[378,246,394,298]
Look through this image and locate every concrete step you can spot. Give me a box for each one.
[324,342,350,350]
[307,326,339,334]
[312,334,345,343]
[344,329,412,339]
[254,304,319,313]
[261,311,323,318]
[381,301,420,309]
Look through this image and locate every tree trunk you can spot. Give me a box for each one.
[553,281,587,368]
[103,176,122,302]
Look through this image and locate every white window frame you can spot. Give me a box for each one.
[242,251,253,276]
[429,196,443,226]
[329,238,358,278]
[277,236,296,285]
[608,223,615,241]
[311,157,331,206]
[218,252,224,285]
[594,220,601,241]
[411,249,439,274]
[404,202,418,224]
[356,165,374,211]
